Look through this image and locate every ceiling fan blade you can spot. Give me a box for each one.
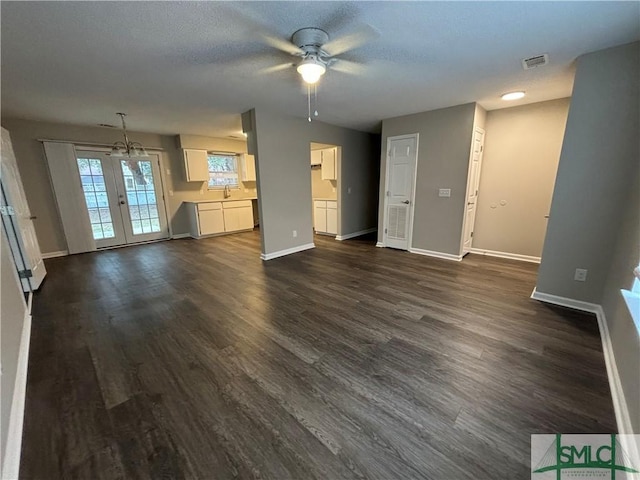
[330,59,367,75]
[322,24,379,57]
[258,62,295,74]
[220,4,304,56]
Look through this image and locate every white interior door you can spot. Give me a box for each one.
[383,134,418,250]
[76,150,169,248]
[462,127,485,255]
[0,127,46,291]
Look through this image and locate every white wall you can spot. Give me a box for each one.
[473,98,570,258]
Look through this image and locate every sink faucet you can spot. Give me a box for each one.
[223,184,231,198]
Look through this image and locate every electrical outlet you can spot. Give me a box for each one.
[292,230,297,238]
[348,187,352,194]
[574,268,588,282]
[439,188,451,197]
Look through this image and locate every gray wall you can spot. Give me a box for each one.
[1,226,28,467]
[0,119,254,254]
[473,99,570,257]
[536,42,639,432]
[601,167,640,433]
[246,108,379,256]
[377,103,476,255]
[536,42,639,302]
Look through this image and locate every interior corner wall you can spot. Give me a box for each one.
[377,103,476,255]
[536,42,640,303]
[251,108,379,257]
[473,98,570,258]
[0,118,253,254]
[600,164,640,433]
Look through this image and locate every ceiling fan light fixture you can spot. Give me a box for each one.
[501,91,526,101]
[297,57,326,84]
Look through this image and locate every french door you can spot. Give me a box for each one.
[75,150,169,248]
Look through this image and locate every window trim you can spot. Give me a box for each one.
[206,152,240,190]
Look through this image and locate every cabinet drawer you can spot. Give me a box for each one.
[197,202,222,212]
[314,200,327,209]
[326,201,337,210]
[223,200,252,209]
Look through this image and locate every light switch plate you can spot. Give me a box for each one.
[439,188,451,197]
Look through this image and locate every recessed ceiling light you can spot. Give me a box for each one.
[501,91,526,101]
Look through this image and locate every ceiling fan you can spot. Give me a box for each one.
[263,25,378,84]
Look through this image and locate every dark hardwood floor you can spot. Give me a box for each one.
[21,231,616,479]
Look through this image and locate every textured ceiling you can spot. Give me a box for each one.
[1,1,639,137]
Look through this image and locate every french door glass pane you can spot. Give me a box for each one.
[77,158,115,240]
[120,160,162,235]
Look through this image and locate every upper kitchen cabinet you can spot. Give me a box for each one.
[240,153,256,182]
[310,149,322,166]
[321,147,337,181]
[183,149,209,182]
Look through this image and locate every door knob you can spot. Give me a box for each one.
[402,200,410,204]
[120,201,126,205]
[29,216,37,220]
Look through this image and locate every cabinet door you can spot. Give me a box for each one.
[184,149,209,182]
[326,201,337,234]
[241,154,256,182]
[321,148,336,180]
[237,206,254,230]
[198,208,225,235]
[223,208,239,232]
[310,150,322,166]
[314,205,327,232]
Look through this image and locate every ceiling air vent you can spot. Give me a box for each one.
[522,53,549,70]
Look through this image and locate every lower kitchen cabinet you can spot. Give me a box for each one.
[222,200,254,232]
[186,200,254,238]
[313,200,337,235]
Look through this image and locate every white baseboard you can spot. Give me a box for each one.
[375,242,385,248]
[530,288,601,314]
[1,309,32,480]
[171,233,191,240]
[469,248,541,264]
[260,243,315,261]
[41,250,67,259]
[409,247,463,262]
[336,228,377,241]
[530,288,634,436]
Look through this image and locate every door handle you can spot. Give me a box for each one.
[402,200,410,204]
[29,216,37,220]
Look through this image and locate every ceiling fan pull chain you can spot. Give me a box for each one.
[314,84,319,117]
[307,84,312,122]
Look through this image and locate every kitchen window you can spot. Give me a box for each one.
[207,153,239,189]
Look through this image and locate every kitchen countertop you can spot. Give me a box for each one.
[313,197,338,202]
[184,198,258,204]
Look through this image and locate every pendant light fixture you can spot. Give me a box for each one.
[110,113,149,158]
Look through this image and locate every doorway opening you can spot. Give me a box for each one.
[310,142,339,241]
[75,149,170,248]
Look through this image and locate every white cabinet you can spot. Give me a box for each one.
[321,148,337,180]
[313,200,337,235]
[326,201,338,234]
[222,200,254,232]
[187,201,224,238]
[183,149,209,182]
[241,154,256,182]
[310,149,322,166]
[314,200,327,233]
[198,202,225,235]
